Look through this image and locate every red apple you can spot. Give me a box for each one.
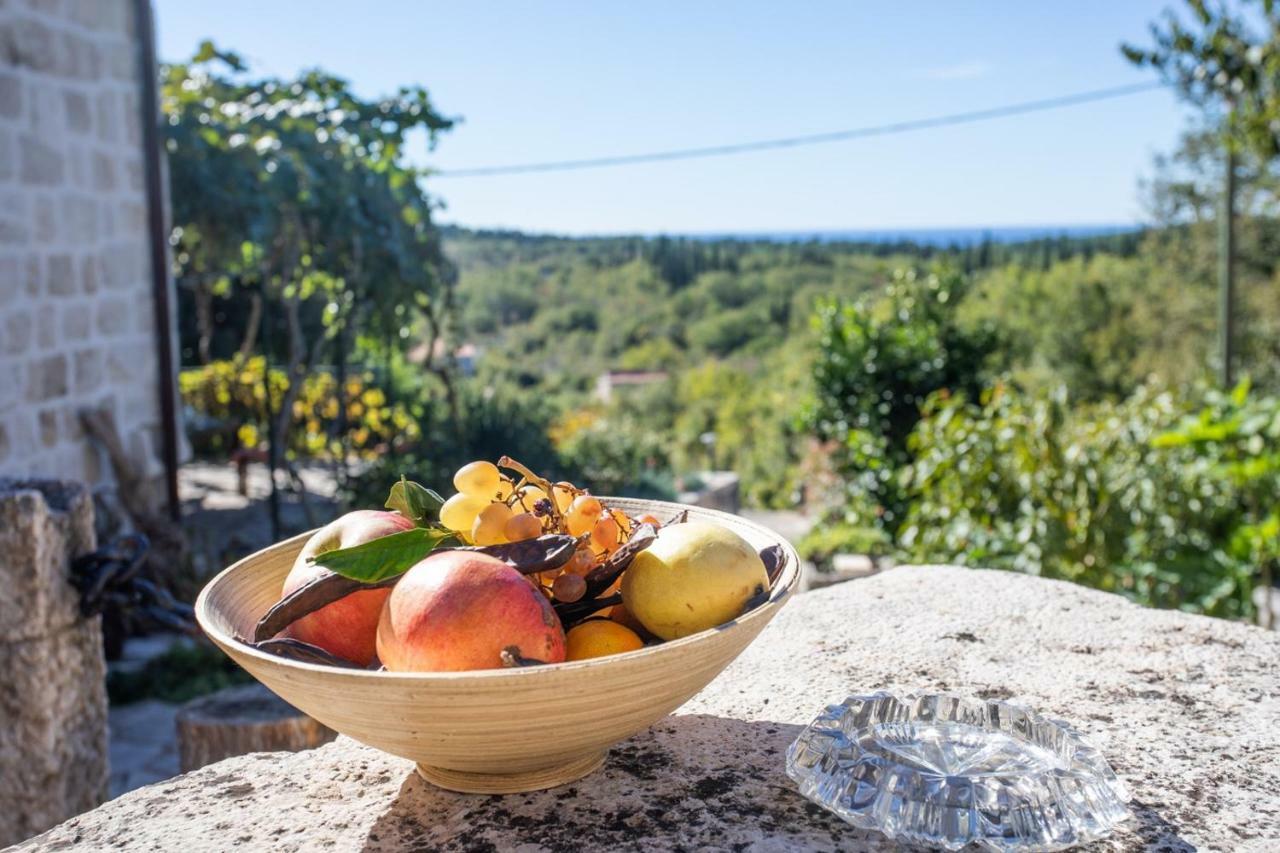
[281,510,414,666]
[377,551,567,672]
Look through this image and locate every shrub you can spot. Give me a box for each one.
[179,357,417,459]
[898,382,1277,618]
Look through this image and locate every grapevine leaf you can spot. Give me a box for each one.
[385,477,445,527]
[310,527,455,582]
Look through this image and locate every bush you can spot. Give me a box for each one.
[898,382,1277,618]
[805,266,1002,523]
[179,356,417,459]
[797,521,890,571]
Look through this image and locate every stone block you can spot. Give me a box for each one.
[0,217,28,246]
[3,309,32,355]
[0,480,95,642]
[118,199,145,232]
[61,303,90,339]
[33,194,56,242]
[68,0,107,31]
[93,91,117,143]
[36,302,55,348]
[79,253,98,293]
[63,89,91,134]
[9,18,56,75]
[19,134,64,186]
[95,297,128,336]
[0,73,20,118]
[47,253,74,296]
[102,241,139,289]
[61,193,97,242]
[0,254,17,302]
[90,149,114,189]
[0,127,12,181]
[24,353,67,402]
[106,42,134,81]
[124,154,142,190]
[121,91,139,144]
[37,409,58,447]
[25,80,62,135]
[25,253,42,296]
[0,622,108,847]
[73,347,103,392]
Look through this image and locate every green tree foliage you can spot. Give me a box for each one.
[163,43,455,474]
[1124,0,1280,158]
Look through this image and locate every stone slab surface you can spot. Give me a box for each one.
[14,566,1280,851]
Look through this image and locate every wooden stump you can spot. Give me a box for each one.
[175,684,336,773]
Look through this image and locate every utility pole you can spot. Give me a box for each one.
[1219,139,1237,388]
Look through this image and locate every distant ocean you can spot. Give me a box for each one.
[680,224,1141,247]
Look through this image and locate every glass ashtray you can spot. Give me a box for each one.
[786,692,1130,851]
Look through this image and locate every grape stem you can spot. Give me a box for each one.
[498,455,566,529]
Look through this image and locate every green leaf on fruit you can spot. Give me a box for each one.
[310,527,456,582]
[385,476,445,527]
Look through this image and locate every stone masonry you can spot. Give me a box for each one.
[0,0,171,499]
[0,479,107,848]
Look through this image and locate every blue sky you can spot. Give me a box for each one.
[155,1,1192,235]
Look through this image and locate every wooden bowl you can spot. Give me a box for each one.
[195,499,801,794]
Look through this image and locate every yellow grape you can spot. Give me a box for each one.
[564,548,595,576]
[590,516,620,551]
[552,572,586,603]
[471,502,512,546]
[495,478,515,500]
[551,481,576,513]
[515,484,550,511]
[565,494,603,536]
[504,512,542,542]
[440,493,488,532]
[453,461,501,497]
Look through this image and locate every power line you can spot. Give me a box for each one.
[433,81,1164,178]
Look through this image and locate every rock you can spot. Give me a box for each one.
[14,566,1280,851]
[0,480,106,848]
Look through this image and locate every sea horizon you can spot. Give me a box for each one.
[443,222,1143,248]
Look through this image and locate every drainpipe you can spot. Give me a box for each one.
[133,0,181,521]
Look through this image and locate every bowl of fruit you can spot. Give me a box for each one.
[196,457,800,793]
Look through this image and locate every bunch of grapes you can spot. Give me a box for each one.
[438,457,660,606]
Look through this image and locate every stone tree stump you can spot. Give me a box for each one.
[0,480,107,848]
[176,684,336,773]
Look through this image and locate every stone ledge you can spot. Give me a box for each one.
[15,566,1280,851]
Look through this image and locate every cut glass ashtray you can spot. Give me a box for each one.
[786,692,1130,851]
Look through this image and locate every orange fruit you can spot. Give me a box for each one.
[564,620,644,661]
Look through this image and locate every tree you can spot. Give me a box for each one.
[162,43,456,532]
[1124,0,1280,384]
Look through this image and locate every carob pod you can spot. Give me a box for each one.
[251,534,578,644]
[466,534,577,575]
[742,545,788,614]
[581,523,657,599]
[253,572,400,643]
[553,592,623,629]
[248,636,367,669]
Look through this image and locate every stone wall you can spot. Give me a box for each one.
[0,479,107,847]
[0,0,172,501]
